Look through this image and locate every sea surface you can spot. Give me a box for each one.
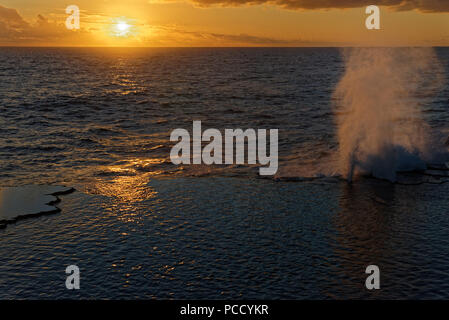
[0,47,449,299]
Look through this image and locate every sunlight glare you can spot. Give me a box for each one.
[117,22,130,32]
[110,18,134,38]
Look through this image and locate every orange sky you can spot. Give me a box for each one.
[0,0,448,46]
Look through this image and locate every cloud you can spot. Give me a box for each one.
[189,0,449,12]
[0,5,28,28]
[0,5,94,45]
[167,27,311,44]
[210,32,304,44]
[0,5,29,41]
[141,25,321,46]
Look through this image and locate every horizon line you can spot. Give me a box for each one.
[1,45,448,48]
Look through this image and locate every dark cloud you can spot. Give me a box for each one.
[190,0,449,12]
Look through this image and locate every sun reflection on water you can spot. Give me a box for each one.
[85,158,166,203]
[91,174,158,203]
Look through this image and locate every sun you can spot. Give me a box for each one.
[116,22,130,32]
[109,18,135,37]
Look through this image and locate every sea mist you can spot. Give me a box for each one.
[334,47,448,182]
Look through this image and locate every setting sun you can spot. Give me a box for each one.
[110,18,134,38]
[117,22,130,32]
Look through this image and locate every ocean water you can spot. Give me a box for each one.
[0,47,449,299]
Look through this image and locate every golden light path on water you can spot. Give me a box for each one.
[86,158,165,204]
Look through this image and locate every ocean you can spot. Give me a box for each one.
[1,47,449,299]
